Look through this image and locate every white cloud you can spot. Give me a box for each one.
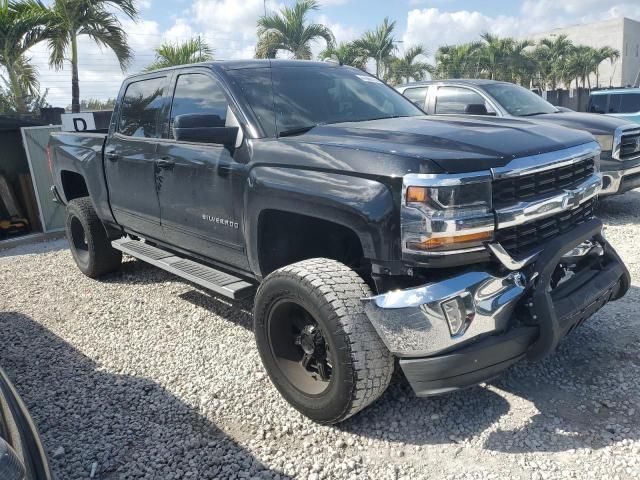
[402,3,640,53]
[318,0,350,5]
[402,9,523,51]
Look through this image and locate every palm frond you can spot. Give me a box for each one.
[146,37,214,71]
[256,0,333,59]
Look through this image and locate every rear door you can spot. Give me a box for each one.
[104,75,168,239]
[155,68,248,268]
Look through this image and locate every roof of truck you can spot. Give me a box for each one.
[129,59,340,77]
[589,88,640,95]
[399,79,507,88]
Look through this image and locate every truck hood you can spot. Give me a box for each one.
[295,115,595,173]
[522,111,633,136]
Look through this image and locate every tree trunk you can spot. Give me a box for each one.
[71,34,80,113]
[7,63,28,113]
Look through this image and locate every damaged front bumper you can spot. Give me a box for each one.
[364,218,630,396]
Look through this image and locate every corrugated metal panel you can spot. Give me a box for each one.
[20,126,65,232]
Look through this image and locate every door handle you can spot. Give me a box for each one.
[105,150,119,162]
[156,158,175,169]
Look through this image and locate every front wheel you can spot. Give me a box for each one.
[253,258,394,424]
[65,197,122,278]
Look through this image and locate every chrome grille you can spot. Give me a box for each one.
[495,198,596,256]
[492,157,595,207]
[619,129,640,160]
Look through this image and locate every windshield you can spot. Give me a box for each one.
[483,83,559,116]
[228,65,423,137]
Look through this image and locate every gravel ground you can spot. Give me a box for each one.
[1,192,639,480]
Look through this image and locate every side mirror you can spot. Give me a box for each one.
[173,114,239,146]
[464,103,489,115]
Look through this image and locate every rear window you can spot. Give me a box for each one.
[118,77,165,138]
[588,94,608,114]
[608,93,640,114]
[435,86,494,115]
[403,87,428,107]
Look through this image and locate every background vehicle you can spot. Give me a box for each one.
[0,367,51,480]
[48,60,629,424]
[588,88,640,123]
[398,80,640,196]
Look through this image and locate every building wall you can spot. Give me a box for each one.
[526,17,640,89]
[622,18,640,87]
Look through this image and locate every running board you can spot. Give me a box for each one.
[112,238,255,300]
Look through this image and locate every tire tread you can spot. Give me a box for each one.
[257,258,394,423]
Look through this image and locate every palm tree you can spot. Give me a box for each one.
[43,0,138,113]
[145,37,213,71]
[538,34,574,89]
[385,46,433,85]
[256,0,333,60]
[593,46,620,88]
[352,17,397,78]
[0,0,49,112]
[505,39,535,85]
[478,33,516,81]
[318,41,368,69]
[434,42,482,79]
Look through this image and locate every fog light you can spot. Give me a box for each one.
[441,297,468,336]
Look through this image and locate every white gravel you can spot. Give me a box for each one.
[1,191,639,480]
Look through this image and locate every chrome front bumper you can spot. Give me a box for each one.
[600,163,640,195]
[364,236,610,358]
[364,270,527,357]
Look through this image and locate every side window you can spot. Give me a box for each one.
[609,93,640,114]
[588,95,608,114]
[403,87,428,107]
[435,86,493,115]
[118,77,165,138]
[170,73,229,139]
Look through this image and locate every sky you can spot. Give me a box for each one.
[26,0,640,107]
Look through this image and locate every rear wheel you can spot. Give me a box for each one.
[254,258,394,424]
[65,197,122,278]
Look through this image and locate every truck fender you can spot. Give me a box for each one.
[244,166,398,278]
[51,134,116,226]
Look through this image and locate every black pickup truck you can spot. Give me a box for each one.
[48,60,630,424]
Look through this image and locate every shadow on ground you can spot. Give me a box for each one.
[0,238,67,259]
[165,270,640,455]
[338,285,640,454]
[596,189,640,225]
[0,311,285,480]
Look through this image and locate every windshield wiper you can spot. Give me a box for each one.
[278,125,320,137]
[518,112,548,117]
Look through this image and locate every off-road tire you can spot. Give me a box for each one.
[65,197,122,278]
[254,258,394,424]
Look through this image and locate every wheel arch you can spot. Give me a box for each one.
[245,166,399,280]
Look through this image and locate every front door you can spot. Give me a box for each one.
[104,75,167,239]
[155,70,248,268]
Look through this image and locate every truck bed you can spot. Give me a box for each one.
[49,131,114,224]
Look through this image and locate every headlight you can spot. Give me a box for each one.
[593,134,613,160]
[401,173,495,254]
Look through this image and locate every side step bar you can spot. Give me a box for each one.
[112,238,255,300]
